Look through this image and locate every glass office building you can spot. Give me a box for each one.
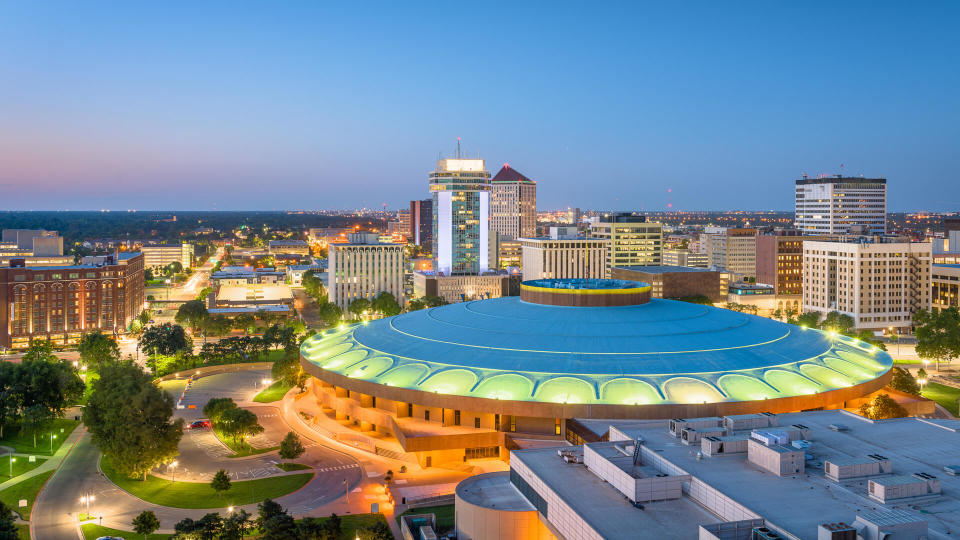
[430,158,491,275]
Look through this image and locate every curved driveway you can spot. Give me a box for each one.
[31,367,366,539]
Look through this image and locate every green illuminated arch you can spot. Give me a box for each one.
[601,378,661,405]
[717,374,780,401]
[473,373,534,401]
[419,369,479,395]
[662,377,725,404]
[535,377,596,404]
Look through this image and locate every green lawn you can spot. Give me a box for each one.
[0,455,47,480]
[212,427,279,458]
[81,524,169,540]
[15,524,29,540]
[0,469,54,519]
[101,457,313,509]
[922,382,960,416]
[276,462,311,472]
[893,359,922,365]
[253,379,294,403]
[396,504,455,533]
[0,418,79,456]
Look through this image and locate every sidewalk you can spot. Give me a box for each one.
[0,423,85,492]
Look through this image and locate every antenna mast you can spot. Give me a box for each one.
[456,137,461,159]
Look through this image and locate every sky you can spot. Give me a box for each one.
[0,1,958,212]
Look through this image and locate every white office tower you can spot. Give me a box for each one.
[430,150,491,275]
[795,176,887,235]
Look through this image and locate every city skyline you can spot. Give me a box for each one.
[1,2,958,212]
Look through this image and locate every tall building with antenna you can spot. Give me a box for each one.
[430,140,492,275]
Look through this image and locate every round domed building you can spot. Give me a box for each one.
[300,279,891,466]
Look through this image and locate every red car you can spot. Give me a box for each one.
[187,419,211,429]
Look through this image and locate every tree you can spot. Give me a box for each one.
[357,520,393,540]
[372,292,402,317]
[204,316,233,340]
[132,510,161,539]
[22,404,53,448]
[164,261,184,276]
[211,468,232,498]
[888,367,921,396]
[790,311,822,328]
[278,431,305,463]
[234,314,256,336]
[221,509,251,540]
[176,300,210,333]
[202,397,238,423]
[174,512,223,540]
[256,499,286,530]
[78,331,121,371]
[196,286,214,301]
[85,362,183,480]
[858,393,908,420]
[256,499,298,540]
[348,298,372,320]
[0,500,19,540]
[16,355,84,418]
[0,363,20,438]
[219,407,264,447]
[302,270,326,301]
[139,323,193,374]
[917,367,928,381]
[914,307,960,372]
[21,340,57,363]
[317,302,343,327]
[822,311,855,334]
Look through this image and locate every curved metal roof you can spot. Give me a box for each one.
[301,297,892,405]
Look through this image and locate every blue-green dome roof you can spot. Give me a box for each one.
[301,297,891,405]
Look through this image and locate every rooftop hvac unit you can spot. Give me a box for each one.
[751,526,782,539]
[943,465,960,476]
[818,522,856,540]
[828,424,849,432]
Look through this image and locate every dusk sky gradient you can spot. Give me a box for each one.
[1,1,958,211]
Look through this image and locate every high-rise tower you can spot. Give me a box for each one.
[795,175,887,235]
[430,142,491,275]
[491,164,537,240]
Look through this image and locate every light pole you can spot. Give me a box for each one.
[8,456,14,478]
[919,378,927,393]
[170,460,178,483]
[50,433,57,453]
[344,478,349,504]
[79,493,95,517]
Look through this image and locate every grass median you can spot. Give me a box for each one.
[212,427,280,458]
[253,380,294,403]
[100,457,313,509]
[922,382,960,416]
[81,524,169,540]
[0,469,54,519]
[0,455,47,481]
[0,418,79,456]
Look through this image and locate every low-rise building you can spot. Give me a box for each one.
[611,265,724,302]
[413,271,516,303]
[268,239,310,256]
[663,248,708,268]
[588,213,663,276]
[456,410,958,540]
[142,243,194,270]
[286,262,327,286]
[932,263,960,309]
[0,252,145,349]
[520,227,607,281]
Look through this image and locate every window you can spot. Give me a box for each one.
[494,414,501,431]
[454,410,461,426]
[555,418,561,435]
[424,410,430,422]
[474,417,480,429]
[510,416,517,432]
[407,403,413,417]
[465,446,500,459]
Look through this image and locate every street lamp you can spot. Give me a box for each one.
[8,456,14,478]
[170,460,179,483]
[50,433,57,453]
[919,378,927,392]
[79,493,95,516]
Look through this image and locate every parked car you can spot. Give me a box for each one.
[187,419,211,429]
[149,319,155,324]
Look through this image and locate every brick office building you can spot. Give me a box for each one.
[0,252,145,350]
[611,265,724,303]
